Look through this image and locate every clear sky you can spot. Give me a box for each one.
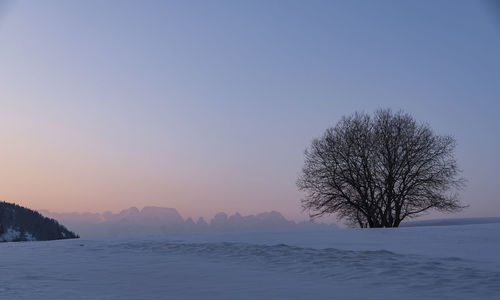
[0,0,499,221]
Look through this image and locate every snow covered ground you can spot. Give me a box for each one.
[1,223,499,299]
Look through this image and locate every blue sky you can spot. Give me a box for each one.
[0,0,499,221]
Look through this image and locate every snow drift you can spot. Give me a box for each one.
[1,223,499,299]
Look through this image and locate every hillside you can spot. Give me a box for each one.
[0,202,79,242]
[401,217,500,227]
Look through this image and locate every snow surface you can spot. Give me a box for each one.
[0,227,38,242]
[1,223,499,299]
[0,227,21,242]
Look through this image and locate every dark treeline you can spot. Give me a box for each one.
[0,201,78,242]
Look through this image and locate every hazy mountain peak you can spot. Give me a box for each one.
[124,207,140,215]
[212,212,229,225]
[256,211,287,221]
[196,217,208,226]
[139,206,184,224]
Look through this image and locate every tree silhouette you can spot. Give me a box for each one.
[297,109,466,228]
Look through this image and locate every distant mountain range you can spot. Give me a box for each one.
[0,202,78,242]
[3,202,495,240]
[41,206,336,238]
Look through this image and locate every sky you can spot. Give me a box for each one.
[0,0,499,222]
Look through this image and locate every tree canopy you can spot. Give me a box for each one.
[297,109,465,228]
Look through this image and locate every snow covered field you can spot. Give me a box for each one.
[1,223,499,299]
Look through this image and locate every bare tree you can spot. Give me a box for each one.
[297,109,466,228]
